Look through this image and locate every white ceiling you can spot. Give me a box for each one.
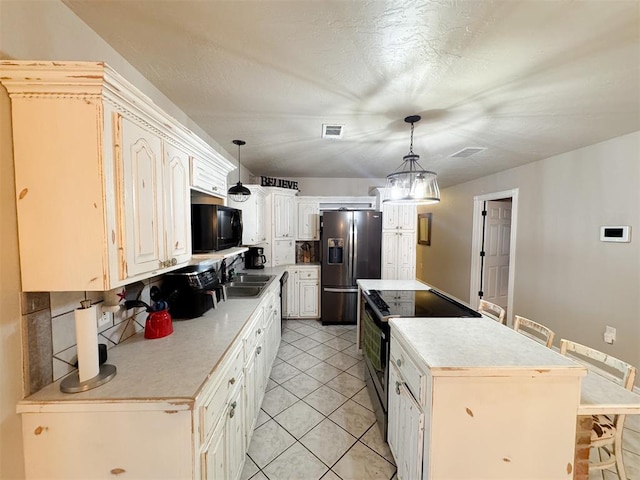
[64,0,639,188]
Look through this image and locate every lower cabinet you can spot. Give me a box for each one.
[284,266,320,319]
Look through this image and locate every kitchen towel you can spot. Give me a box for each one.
[74,304,100,382]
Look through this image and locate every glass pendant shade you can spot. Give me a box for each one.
[228,139,251,202]
[383,116,440,205]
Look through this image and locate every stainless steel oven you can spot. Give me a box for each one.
[361,288,481,439]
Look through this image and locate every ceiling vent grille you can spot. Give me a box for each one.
[450,147,486,158]
[322,124,344,139]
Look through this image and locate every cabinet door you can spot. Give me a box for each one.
[273,239,295,267]
[297,201,319,240]
[225,383,245,480]
[119,117,165,278]
[396,233,416,280]
[382,204,400,230]
[256,192,267,243]
[284,270,298,317]
[202,417,226,480]
[299,280,319,318]
[273,194,287,238]
[397,205,417,231]
[388,363,424,480]
[164,143,191,266]
[382,232,399,280]
[244,350,258,446]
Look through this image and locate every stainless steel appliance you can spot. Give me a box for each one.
[245,246,267,269]
[191,204,243,252]
[321,210,382,325]
[162,262,224,319]
[361,288,481,438]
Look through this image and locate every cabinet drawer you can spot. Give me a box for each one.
[297,268,319,280]
[200,344,244,442]
[390,338,424,404]
[244,311,266,362]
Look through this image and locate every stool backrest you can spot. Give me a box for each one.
[477,299,506,325]
[513,315,555,348]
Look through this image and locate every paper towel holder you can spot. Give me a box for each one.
[60,300,117,393]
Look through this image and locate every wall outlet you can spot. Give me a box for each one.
[604,325,616,344]
[98,311,113,328]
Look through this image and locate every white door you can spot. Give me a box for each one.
[299,281,319,318]
[481,200,511,309]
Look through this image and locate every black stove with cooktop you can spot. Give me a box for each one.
[361,288,481,439]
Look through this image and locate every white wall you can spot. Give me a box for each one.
[278,177,385,197]
[417,132,640,369]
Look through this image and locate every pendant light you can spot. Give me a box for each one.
[383,115,440,204]
[227,139,251,202]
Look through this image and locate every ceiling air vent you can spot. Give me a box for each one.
[322,124,344,139]
[450,147,486,158]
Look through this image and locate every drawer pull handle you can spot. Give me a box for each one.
[229,402,237,418]
[257,328,262,335]
[396,359,402,367]
[395,381,401,395]
[256,346,262,355]
[229,377,236,385]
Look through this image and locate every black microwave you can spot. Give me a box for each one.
[191,204,243,252]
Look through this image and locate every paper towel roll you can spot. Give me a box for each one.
[75,304,100,382]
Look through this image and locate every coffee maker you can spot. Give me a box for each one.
[245,247,267,269]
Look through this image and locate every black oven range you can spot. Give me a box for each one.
[361,289,481,439]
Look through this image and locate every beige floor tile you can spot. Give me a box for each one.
[277,343,304,361]
[294,325,320,336]
[281,330,304,343]
[290,336,322,351]
[360,424,395,465]
[249,472,268,480]
[260,385,299,417]
[255,409,270,428]
[275,400,325,438]
[263,442,328,480]
[623,415,640,432]
[306,361,343,383]
[321,470,343,480]
[623,427,640,455]
[304,385,349,416]
[265,378,278,392]
[351,387,375,412]
[346,361,366,381]
[300,418,357,467]
[309,330,338,343]
[270,362,302,383]
[272,356,284,367]
[342,344,364,360]
[285,351,323,371]
[323,336,354,351]
[329,400,376,438]
[247,419,296,468]
[340,330,358,342]
[308,343,341,360]
[240,455,259,480]
[333,441,396,480]
[326,372,366,398]
[281,372,324,398]
[325,352,360,371]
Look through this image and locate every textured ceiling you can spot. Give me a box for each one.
[64,0,639,188]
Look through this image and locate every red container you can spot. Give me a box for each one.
[144,310,173,339]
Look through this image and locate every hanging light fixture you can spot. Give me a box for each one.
[383,115,440,204]
[227,139,251,202]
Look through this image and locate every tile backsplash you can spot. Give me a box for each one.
[22,277,161,395]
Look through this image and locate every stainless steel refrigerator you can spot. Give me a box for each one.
[321,210,382,324]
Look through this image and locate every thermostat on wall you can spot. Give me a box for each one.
[600,226,631,243]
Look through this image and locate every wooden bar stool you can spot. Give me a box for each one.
[477,299,506,324]
[559,339,637,480]
[513,315,555,347]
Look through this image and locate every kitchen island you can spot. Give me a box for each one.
[17,267,287,480]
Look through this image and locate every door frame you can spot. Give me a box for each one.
[469,188,519,325]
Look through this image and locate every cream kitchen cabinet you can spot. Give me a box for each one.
[388,317,585,480]
[119,117,192,278]
[382,203,417,280]
[229,185,267,245]
[272,189,296,239]
[284,266,320,319]
[0,61,233,291]
[190,156,228,198]
[273,239,295,266]
[297,199,320,240]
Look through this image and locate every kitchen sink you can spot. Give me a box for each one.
[226,286,264,298]
[226,281,265,288]
[233,274,273,283]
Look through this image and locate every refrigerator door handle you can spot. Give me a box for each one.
[352,217,357,282]
[323,287,359,293]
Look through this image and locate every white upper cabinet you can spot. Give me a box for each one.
[0,61,234,291]
[228,185,266,245]
[273,191,296,239]
[382,204,417,231]
[381,203,417,280]
[296,199,320,240]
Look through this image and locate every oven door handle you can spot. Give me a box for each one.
[323,287,359,293]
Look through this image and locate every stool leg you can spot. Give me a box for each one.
[613,415,627,480]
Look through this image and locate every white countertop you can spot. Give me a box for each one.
[357,279,431,292]
[19,266,287,410]
[390,317,587,377]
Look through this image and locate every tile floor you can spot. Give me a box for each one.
[241,319,640,480]
[242,319,396,480]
